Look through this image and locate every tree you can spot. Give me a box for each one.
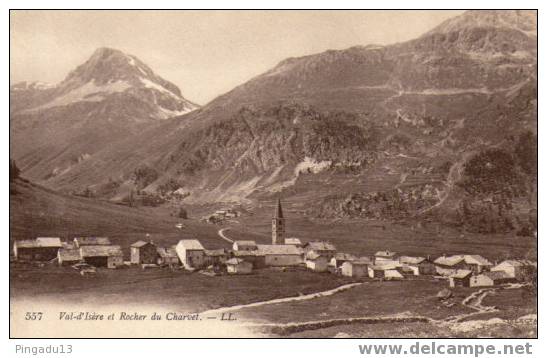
[515,131,537,175]
[9,159,20,182]
[177,207,188,219]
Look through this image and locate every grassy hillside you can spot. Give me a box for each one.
[9,178,229,254]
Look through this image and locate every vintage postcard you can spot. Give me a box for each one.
[9,9,537,338]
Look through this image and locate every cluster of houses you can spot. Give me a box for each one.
[11,199,536,288]
[202,208,240,224]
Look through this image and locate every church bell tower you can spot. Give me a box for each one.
[272,197,285,245]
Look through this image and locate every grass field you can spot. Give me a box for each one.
[10,263,354,312]
[233,278,475,325]
[9,179,231,254]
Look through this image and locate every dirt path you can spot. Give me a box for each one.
[442,288,498,324]
[218,228,234,244]
[199,282,363,316]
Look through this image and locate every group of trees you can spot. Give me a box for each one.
[454,131,537,235]
[9,159,20,182]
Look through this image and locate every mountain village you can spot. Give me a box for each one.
[11,198,536,290]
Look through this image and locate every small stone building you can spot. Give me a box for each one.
[257,244,303,267]
[57,248,82,266]
[449,269,472,288]
[399,256,436,276]
[80,245,123,269]
[225,258,252,274]
[130,241,158,265]
[434,255,468,276]
[330,253,358,269]
[470,271,513,287]
[341,259,370,278]
[204,249,228,267]
[463,255,493,274]
[374,250,398,265]
[13,237,62,261]
[232,250,266,269]
[176,239,206,270]
[303,241,337,259]
[491,260,535,280]
[156,246,179,266]
[305,252,329,272]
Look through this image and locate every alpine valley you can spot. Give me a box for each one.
[10,10,537,237]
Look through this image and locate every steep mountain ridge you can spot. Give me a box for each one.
[10,47,199,182]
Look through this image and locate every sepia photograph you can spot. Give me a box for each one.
[9,9,537,339]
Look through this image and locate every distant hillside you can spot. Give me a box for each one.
[9,178,224,251]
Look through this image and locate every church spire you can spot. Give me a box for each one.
[275,197,284,219]
[272,196,285,245]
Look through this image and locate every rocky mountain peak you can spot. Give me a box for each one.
[427,10,537,36]
[60,47,182,97]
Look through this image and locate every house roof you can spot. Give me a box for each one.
[434,255,465,266]
[58,248,81,261]
[464,255,493,266]
[450,269,472,279]
[226,258,248,265]
[493,259,536,270]
[348,259,371,266]
[385,269,404,278]
[284,238,302,245]
[497,259,524,267]
[257,244,302,256]
[205,249,226,257]
[304,241,336,251]
[333,253,358,261]
[74,237,111,246]
[80,245,123,257]
[62,242,76,249]
[157,247,178,258]
[483,271,511,280]
[232,250,262,257]
[234,240,257,248]
[375,250,397,258]
[131,240,154,248]
[15,237,62,248]
[369,264,398,271]
[177,239,205,251]
[399,256,426,265]
[306,252,323,260]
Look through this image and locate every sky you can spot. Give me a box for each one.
[10,10,464,105]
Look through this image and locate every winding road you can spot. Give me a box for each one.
[218,228,234,244]
[199,282,363,317]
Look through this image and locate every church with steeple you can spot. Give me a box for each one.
[272,197,285,245]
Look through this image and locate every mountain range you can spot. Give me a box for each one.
[10,10,537,234]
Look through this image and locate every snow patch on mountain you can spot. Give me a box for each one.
[10,81,56,91]
[28,80,132,111]
[156,105,196,119]
[139,77,180,99]
[295,157,332,175]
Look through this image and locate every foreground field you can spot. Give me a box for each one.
[10,263,536,338]
[10,263,353,312]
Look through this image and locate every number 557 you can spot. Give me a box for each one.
[24,312,43,320]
